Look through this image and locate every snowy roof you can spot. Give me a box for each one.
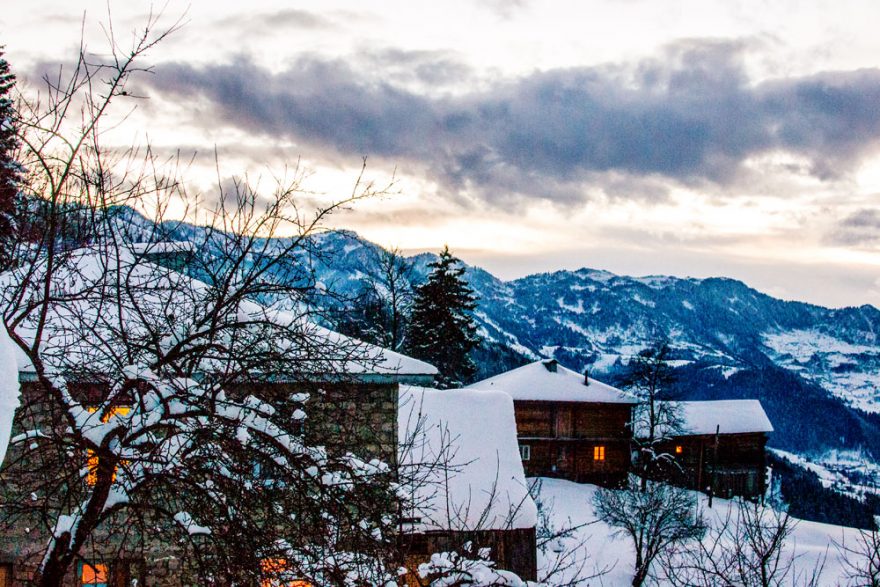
[676,400,774,436]
[5,247,436,382]
[467,359,636,404]
[398,386,538,533]
[0,326,21,465]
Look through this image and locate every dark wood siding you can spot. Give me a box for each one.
[654,432,769,499]
[513,400,633,486]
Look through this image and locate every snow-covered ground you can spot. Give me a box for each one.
[533,478,862,586]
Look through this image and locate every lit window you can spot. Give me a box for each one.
[519,445,531,461]
[593,446,605,461]
[87,405,131,423]
[0,563,12,587]
[79,562,108,586]
[85,406,130,486]
[260,558,311,587]
[675,445,683,454]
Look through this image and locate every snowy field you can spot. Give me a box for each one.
[533,478,862,586]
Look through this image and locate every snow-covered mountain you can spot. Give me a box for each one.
[286,230,880,508]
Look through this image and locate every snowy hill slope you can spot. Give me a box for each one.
[533,477,856,586]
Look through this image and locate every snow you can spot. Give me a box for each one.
[467,360,636,404]
[534,477,860,586]
[676,400,774,435]
[762,328,880,414]
[173,511,211,535]
[0,325,20,465]
[555,297,584,314]
[5,246,436,381]
[398,386,538,533]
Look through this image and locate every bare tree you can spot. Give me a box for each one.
[662,499,825,587]
[623,341,684,479]
[339,246,414,352]
[838,526,880,587]
[593,476,705,587]
[0,11,403,587]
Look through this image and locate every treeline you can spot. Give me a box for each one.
[768,452,879,531]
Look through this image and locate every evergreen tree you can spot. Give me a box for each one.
[0,47,20,262]
[406,246,479,388]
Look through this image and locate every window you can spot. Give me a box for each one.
[85,406,131,486]
[519,444,531,461]
[675,445,683,454]
[593,445,605,461]
[0,563,12,587]
[78,562,108,587]
[260,559,311,587]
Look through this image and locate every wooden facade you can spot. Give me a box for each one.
[515,400,633,486]
[654,432,769,499]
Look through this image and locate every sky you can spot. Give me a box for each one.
[4,1,880,308]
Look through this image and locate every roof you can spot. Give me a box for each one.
[676,400,774,436]
[6,246,436,382]
[398,386,538,533]
[467,359,636,404]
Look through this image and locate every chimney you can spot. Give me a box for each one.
[584,369,590,386]
[542,359,557,373]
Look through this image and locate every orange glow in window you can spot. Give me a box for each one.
[675,445,683,454]
[85,407,130,486]
[260,559,311,587]
[593,446,605,461]
[80,563,108,585]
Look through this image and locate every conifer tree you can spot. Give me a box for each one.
[406,246,479,388]
[0,47,19,260]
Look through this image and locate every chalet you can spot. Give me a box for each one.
[468,359,636,486]
[397,386,538,584]
[652,400,774,499]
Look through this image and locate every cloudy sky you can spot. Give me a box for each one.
[4,1,880,307]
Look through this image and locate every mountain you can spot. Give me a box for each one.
[290,230,880,510]
[109,209,880,519]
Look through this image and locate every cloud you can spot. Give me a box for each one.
[214,9,335,31]
[827,209,880,247]
[138,39,880,208]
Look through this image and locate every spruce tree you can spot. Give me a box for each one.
[0,47,19,261]
[406,246,480,388]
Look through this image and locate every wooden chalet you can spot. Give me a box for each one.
[397,386,538,584]
[653,400,773,499]
[468,359,636,487]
